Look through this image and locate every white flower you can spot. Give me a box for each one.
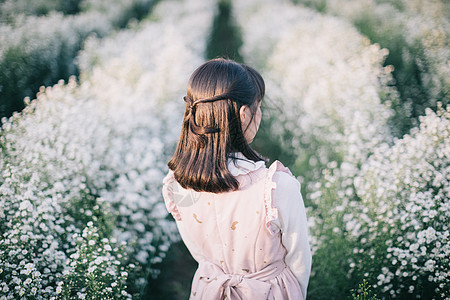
[94,257,103,265]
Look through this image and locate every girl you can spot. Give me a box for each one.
[162,58,311,299]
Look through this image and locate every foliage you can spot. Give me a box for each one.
[206,0,243,62]
[351,279,379,300]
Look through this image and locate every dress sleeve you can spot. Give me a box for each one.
[162,171,204,262]
[266,161,312,299]
[162,171,182,221]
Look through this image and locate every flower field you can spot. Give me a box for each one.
[0,0,448,299]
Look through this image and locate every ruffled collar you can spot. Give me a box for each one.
[227,152,266,176]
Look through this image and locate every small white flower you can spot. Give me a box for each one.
[88,266,97,273]
[88,240,95,246]
[94,257,103,265]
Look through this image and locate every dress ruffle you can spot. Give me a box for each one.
[264,160,293,235]
[163,160,295,229]
[162,171,182,221]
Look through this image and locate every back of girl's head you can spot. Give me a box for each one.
[168,58,265,193]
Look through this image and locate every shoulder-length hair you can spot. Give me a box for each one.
[168,58,265,193]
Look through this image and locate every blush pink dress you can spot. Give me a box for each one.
[162,156,310,299]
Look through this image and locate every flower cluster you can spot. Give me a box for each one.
[0,80,115,299]
[60,221,131,300]
[0,0,215,298]
[352,105,449,297]
[309,106,449,298]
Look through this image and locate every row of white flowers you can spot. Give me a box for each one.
[0,0,156,118]
[353,106,449,297]
[233,0,449,298]
[0,0,157,71]
[234,0,395,192]
[0,0,81,20]
[0,0,215,299]
[295,0,449,126]
[312,105,449,298]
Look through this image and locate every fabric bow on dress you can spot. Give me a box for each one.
[191,260,287,299]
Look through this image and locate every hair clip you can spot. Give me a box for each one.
[183,96,194,109]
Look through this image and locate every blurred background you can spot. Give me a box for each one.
[0,0,448,299]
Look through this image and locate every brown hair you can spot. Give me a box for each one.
[168,58,265,193]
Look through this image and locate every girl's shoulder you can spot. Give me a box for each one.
[267,160,300,192]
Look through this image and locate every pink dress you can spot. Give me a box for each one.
[162,155,311,299]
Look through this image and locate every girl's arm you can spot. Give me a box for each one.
[272,171,312,299]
